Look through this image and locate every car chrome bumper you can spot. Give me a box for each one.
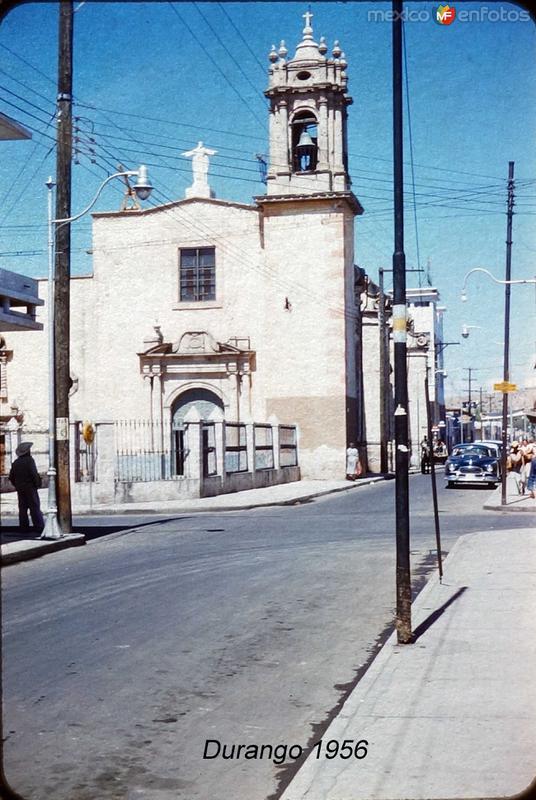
[445,473,497,483]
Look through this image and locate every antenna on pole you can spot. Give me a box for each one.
[255,154,267,185]
[426,256,433,287]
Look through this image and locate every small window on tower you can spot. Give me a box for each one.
[291,111,318,173]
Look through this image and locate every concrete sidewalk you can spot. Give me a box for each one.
[280,527,536,800]
[484,482,536,512]
[0,476,385,565]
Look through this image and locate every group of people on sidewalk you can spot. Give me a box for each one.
[507,438,536,498]
[419,436,447,474]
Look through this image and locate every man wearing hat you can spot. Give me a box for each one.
[8,442,44,533]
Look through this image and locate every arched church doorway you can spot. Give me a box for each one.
[171,388,224,476]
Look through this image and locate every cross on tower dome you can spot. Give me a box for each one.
[302,9,313,36]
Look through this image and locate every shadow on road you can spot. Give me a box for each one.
[0,516,193,543]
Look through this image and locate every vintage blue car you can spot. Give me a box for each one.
[444,442,501,488]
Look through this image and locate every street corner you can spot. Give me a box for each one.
[483,484,536,512]
[1,532,86,566]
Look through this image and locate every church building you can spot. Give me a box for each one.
[2,13,375,485]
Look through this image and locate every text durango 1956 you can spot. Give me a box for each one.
[203,739,369,764]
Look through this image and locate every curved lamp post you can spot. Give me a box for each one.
[460,267,536,506]
[460,267,536,302]
[41,166,153,540]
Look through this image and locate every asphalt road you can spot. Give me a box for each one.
[1,476,531,800]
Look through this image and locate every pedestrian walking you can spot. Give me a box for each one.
[527,452,536,499]
[346,443,362,481]
[8,442,44,534]
[420,436,430,474]
[506,441,523,495]
[519,439,534,495]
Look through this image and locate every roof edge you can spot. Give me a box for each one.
[92,196,258,219]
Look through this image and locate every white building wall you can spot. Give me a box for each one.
[3,196,361,480]
[259,198,357,477]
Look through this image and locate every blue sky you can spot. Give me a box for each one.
[1,1,535,403]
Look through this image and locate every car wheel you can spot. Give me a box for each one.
[446,482,454,489]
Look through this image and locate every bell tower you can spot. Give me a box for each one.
[265,11,353,195]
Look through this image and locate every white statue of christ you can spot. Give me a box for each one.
[182,141,217,198]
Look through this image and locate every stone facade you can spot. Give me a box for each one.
[1,14,373,483]
[406,288,446,464]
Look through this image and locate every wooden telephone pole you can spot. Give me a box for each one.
[54,0,74,532]
[500,162,515,506]
[392,0,412,644]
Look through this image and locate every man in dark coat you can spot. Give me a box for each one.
[8,442,44,533]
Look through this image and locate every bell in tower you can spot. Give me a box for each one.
[265,11,353,196]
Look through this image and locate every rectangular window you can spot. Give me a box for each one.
[179,247,216,302]
[254,424,274,470]
[225,423,248,473]
[279,425,298,467]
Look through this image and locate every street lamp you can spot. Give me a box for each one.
[460,267,536,303]
[461,324,481,339]
[41,166,153,540]
[460,261,536,506]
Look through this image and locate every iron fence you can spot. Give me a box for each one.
[279,425,298,467]
[254,424,274,470]
[202,422,217,477]
[115,420,175,482]
[225,422,247,473]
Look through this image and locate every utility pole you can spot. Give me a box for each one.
[501,162,515,506]
[392,0,412,644]
[478,386,483,440]
[378,267,389,474]
[464,367,478,442]
[425,367,443,581]
[54,0,74,532]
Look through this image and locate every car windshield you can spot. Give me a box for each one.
[452,445,492,458]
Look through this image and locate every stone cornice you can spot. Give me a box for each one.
[255,191,364,216]
[92,196,258,220]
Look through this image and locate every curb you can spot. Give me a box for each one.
[1,533,86,566]
[33,475,389,517]
[92,475,386,515]
[0,477,389,565]
[483,502,536,512]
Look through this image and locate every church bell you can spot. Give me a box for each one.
[295,129,316,170]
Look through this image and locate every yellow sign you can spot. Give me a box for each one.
[82,421,95,445]
[493,381,517,393]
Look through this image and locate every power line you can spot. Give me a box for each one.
[0,66,56,109]
[217,2,267,73]
[402,23,422,287]
[0,93,57,136]
[166,2,265,129]
[2,38,533,189]
[193,2,267,105]
[0,117,56,225]
[0,42,57,87]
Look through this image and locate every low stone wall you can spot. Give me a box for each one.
[3,419,302,509]
[201,465,300,498]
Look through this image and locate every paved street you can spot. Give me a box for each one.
[1,476,532,800]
